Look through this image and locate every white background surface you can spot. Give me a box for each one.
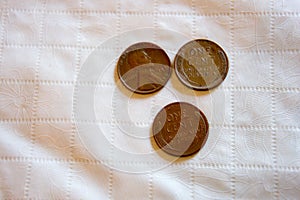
[0,0,300,199]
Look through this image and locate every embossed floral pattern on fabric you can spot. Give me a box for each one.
[0,0,300,199]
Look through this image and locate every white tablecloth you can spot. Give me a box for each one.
[0,0,300,199]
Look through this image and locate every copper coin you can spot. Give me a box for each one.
[117,42,171,94]
[152,102,209,157]
[174,39,229,90]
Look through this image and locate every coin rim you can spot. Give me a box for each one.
[117,42,172,94]
[174,39,229,91]
[152,102,209,157]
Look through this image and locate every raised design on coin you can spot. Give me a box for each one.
[117,42,171,94]
[174,39,229,90]
[152,102,209,157]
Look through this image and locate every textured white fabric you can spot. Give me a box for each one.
[0,0,300,199]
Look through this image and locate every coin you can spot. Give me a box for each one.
[174,39,229,90]
[152,102,209,157]
[117,42,172,94]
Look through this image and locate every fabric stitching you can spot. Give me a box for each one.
[108,1,121,199]
[0,118,299,132]
[1,156,299,172]
[153,0,158,42]
[190,163,195,199]
[229,0,236,199]
[148,1,158,197]
[148,173,153,200]
[3,43,300,54]
[23,0,47,198]
[2,7,300,18]
[191,0,196,39]
[108,125,115,200]
[190,1,197,199]
[270,0,280,199]
[65,0,84,199]
[1,78,300,94]
[0,0,8,76]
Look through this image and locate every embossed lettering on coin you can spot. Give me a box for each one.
[174,39,229,90]
[117,42,171,94]
[152,102,209,157]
